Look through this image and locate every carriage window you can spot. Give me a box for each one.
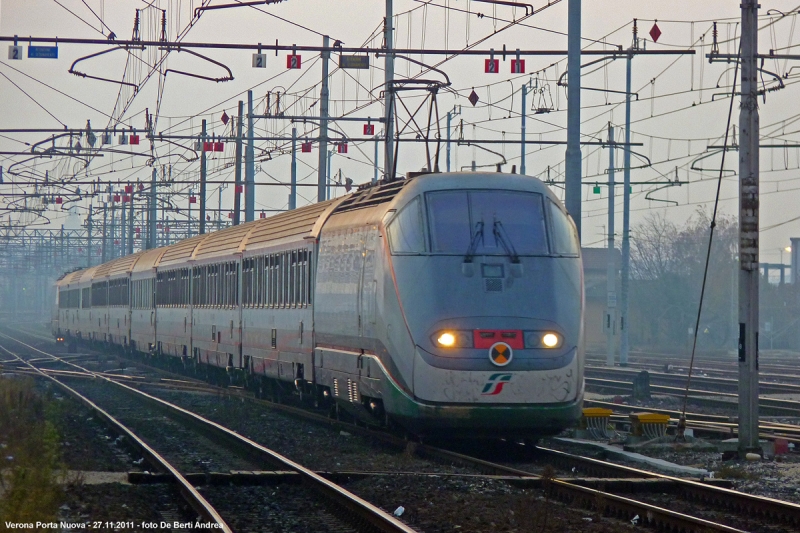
[426,190,548,255]
[387,197,426,254]
[426,191,470,253]
[547,200,580,256]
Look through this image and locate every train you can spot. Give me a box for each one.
[53,171,585,439]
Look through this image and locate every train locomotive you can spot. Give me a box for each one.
[53,172,585,439]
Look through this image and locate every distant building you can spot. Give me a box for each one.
[581,247,621,353]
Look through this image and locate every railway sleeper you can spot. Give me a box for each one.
[677,488,800,527]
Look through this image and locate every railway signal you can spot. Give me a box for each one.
[252,53,266,68]
[287,54,302,69]
[649,21,662,42]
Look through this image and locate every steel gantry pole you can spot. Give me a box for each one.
[110,197,116,259]
[290,127,297,210]
[606,123,616,367]
[121,196,126,254]
[245,90,255,222]
[101,201,107,262]
[200,119,207,235]
[234,100,244,225]
[620,42,635,367]
[521,83,528,175]
[149,168,157,249]
[738,0,761,456]
[188,189,193,237]
[565,0,582,239]
[128,188,134,255]
[374,135,379,183]
[446,109,452,172]
[327,150,333,200]
[86,209,92,267]
[317,35,331,202]
[384,0,395,179]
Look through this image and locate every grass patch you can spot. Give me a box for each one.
[715,464,759,480]
[0,377,64,526]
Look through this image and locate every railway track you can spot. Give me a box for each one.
[6,326,800,531]
[587,353,800,385]
[582,398,800,443]
[587,365,800,396]
[585,375,800,416]
[0,337,417,533]
[1,344,230,531]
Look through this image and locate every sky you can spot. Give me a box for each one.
[2,0,800,265]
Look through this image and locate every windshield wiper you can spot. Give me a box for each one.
[492,217,520,264]
[463,220,484,264]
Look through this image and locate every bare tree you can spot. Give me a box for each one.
[629,209,738,350]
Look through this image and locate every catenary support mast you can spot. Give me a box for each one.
[620,23,638,367]
[245,90,255,222]
[738,0,760,456]
[565,0,582,239]
[384,0,395,179]
[317,35,330,202]
[606,123,616,367]
[234,100,244,225]
[200,119,207,234]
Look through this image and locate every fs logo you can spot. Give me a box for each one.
[481,373,512,395]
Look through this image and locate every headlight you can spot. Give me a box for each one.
[437,332,456,347]
[542,333,560,348]
[432,330,473,348]
[524,331,563,349]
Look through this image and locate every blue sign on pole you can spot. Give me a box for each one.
[28,46,58,59]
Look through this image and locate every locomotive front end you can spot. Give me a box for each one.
[379,173,584,439]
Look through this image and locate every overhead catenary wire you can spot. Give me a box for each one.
[679,42,741,432]
[4,6,800,235]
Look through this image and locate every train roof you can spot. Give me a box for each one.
[68,195,347,281]
[60,268,86,286]
[55,172,554,286]
[130,247,168,275]
[243,198,342,253]
[94,251,146,278]
[158,234,206,266]
[78,266,100,284]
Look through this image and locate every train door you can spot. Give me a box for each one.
[236,259,243,369]
[151,270,158,352]
[187,266,194,363]
[126,276,132,347]
[358,229,378,338]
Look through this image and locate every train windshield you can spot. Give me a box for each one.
[426,190,549,255]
